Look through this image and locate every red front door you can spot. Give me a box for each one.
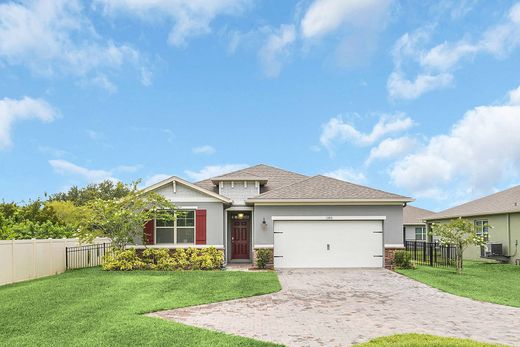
[231,216,250,259]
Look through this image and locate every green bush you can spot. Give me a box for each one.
[102,248,145,271]
[255,248,272,269]
[102,247,224,271]
[393,250,414,269]
[0,219,76,240]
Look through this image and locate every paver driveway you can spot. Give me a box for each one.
[150,269,520,347]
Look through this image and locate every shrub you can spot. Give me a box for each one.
[102,247,223,271]
[102,249,145,271]
[393,250,414,269]
[255,248,272,269]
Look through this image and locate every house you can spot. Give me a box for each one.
[141,164,413,268]
[424,185,520,265]
[403,205,434,241]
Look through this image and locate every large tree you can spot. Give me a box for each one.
[430,218,489,274]
[48,180,131,206]
[77,182,176,249]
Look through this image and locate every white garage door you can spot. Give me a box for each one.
[273,219,383,268]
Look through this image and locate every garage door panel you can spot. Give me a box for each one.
[274,220,383,268]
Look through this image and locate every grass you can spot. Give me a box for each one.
[0,267,281,347]
[397,260,520,307]
[357,334,503,347]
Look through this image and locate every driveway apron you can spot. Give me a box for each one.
[149,269,520,347]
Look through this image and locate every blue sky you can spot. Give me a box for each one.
[1,0,520,211]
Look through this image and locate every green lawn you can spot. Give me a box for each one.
[357,334,503,347]
[0,267,281,347]
[397,260,520,307]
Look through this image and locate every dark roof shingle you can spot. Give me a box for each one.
[426,185,520,220]
[247,175,412,201]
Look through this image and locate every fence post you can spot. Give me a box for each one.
[65,246,68,270]
[429,242,433,266]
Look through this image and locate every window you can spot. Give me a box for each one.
[474,220,489,241]
[415,227,426,241]
[155,210,195,244]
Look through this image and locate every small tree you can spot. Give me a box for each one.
[77,182,176,249]
[430,218,489,274]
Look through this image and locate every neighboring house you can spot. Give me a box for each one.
[403,205,434,241]
[425,185,520,265]
[141,164,413,269]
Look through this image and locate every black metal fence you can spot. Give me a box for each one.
[405,241,456,268]
[66,243,112,270]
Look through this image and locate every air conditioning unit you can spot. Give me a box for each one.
[484,243,503,257]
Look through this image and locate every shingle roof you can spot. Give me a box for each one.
[425,185,520,220]
[404,205,434,225]
[210,171,268,183]
[194,164,307,194]
[247,175,412,201]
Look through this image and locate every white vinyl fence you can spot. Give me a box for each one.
[0,237,111,286]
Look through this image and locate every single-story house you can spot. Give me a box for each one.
[141,164,413,268]
[403,205,434,241]
[424,185,520,265]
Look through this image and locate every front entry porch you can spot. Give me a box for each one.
[226,210,252,263]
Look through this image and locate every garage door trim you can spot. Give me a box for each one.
[271,215,386,221]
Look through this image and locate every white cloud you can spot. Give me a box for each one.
[0,0,147,87]
[323,167,366,184]
[391,85,520,198]
[387,72,453,100]
[49,159,117,183]
[301,0,391,39]
[95,0,250,47]
[259,24,296,78]
[184,164,248,181]
[320,114,414,152]
[144,174,171,187]
[89,74,118,94]
[508,85,520,105]
[85,129,104,141]
[389,3,520,99]
[366,136,417,165]
[0,96,57,149]
[300,0,392,68]
[192,145,216,155]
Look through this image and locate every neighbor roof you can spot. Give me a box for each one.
[195,164,307,193]
[246,175,413,203]
[404,205,434,225]
[425,184,520,220]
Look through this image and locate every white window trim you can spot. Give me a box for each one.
[154,210,196,245]
[474,219,489,239]
[415,226,426,241]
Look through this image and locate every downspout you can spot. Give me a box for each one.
[507,213,511,256]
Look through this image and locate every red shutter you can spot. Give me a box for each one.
[196,210,207,245]
[144,220,155,245]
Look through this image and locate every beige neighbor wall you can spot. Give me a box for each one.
[508,213,520,264]
[430,214,518,264]
[0,238,110,286]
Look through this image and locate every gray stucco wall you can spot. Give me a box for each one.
[253,205,404,246]
[177,202,224,245]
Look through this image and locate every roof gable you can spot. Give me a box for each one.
[426,185,520,220]
[142,176,232,203]
[247,175,412,202]
[404,205,434,225]
[194,164,307,193]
